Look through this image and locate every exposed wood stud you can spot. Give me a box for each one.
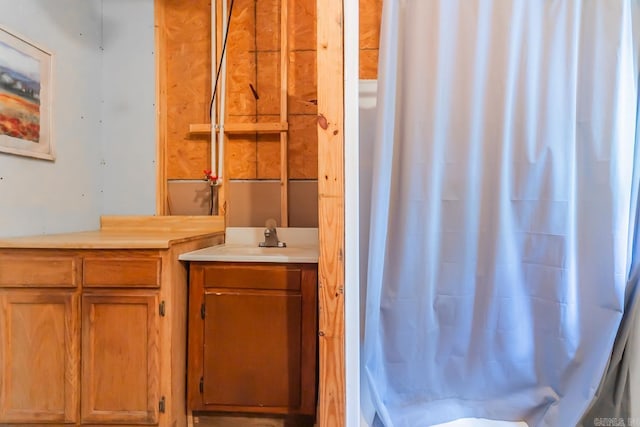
[280,0,289,227]
[155,0,168,214]
[317,0,345,425]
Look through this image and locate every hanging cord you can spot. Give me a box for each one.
[206,0,235,216]
[209,0,236,120]
[209,182,215,215]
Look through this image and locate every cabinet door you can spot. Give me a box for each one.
[0,291,79,423]
[203,290,302,410]
[81,292,159,424]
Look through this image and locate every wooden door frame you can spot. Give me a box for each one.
[317,0,350,425]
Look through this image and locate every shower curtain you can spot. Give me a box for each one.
[363,1,640,426]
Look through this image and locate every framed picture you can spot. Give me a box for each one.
[0,26,53,160]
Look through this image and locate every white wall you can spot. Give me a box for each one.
[101,0,156,215]
[0,0,156,237]
[0,0,104,237]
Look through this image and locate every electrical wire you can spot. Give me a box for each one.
[209,0,236,121]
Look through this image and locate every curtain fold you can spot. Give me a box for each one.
[364,1,640,426]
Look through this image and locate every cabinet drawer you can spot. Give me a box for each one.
[0,256,79,287]
[83,257,161,288]
[202,264,301,291]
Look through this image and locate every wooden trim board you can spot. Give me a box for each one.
[280,0,289,227]
[100,215,225,233]
[317,0,346,425]
[189,122,289,134]
[155,0,168,215]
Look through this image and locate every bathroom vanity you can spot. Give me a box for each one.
[179,228,319,420]
[0,216,224,427]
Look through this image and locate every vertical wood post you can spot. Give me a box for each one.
[280,0,289,227]
[317,0,346,425]
[155,0,168,215]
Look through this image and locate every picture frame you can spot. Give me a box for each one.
[0,25,53,161]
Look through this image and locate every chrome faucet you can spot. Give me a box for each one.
[259,219,286,248]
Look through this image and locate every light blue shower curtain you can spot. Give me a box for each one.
[363,1,640,426]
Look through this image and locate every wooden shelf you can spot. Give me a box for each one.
[189,122,289,135]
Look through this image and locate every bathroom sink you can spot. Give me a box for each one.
[179,243,318,263]
[179,226,319,263]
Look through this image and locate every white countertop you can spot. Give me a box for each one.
[179,227,319,263]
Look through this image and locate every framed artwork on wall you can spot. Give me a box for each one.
[0,26,53,161]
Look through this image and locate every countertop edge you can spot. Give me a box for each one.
[0,216,226,249]
[0,231,225,250]
[178,255,319,263]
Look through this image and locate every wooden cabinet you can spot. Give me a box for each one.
[0,290,79,424]
[0,224,224,427]
[81,292,159,424]
[187,262,318,417]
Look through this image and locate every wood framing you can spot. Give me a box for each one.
[155,1,168,215]
[317,0,346,425]
[154,0,353,423]
[280,0,289,227]
[156,0,377,214]
[189,122,288,134]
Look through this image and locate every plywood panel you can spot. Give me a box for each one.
[257,133,281,179]
[227,50,257,117]
[165,1,211,43]
[256,52,281,116]
[289,115,318,180]
[165,0,212,179]
[256,0,281,51]
[360,0,382,49]
[359,0,382,79]
[227,0,257,117]
[359,49,379,80]
[289,50,317,115]
[167,137,210,180]
[160,0,321,190]
[160,0,318,184]
[224,116,282,180]
[227,139,257,179]
[289,0,316,51]
[225,116,256,180]
[228,0,256,51]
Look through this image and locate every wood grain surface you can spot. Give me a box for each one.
[317,0,346,425]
